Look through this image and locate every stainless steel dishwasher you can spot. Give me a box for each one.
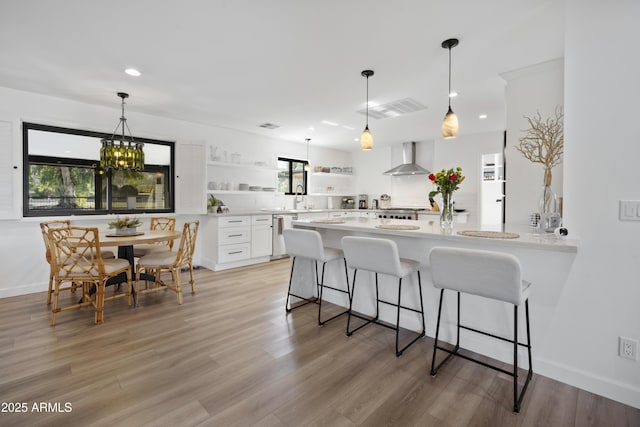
[271,213,297,259]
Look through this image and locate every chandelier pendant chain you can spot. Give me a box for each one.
[100,92,144,171]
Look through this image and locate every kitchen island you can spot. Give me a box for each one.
[290,217,577,368]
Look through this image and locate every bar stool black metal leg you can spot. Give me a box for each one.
[417,271,426,335]
[317,260,351,326]
[513,304,519,412]
[431,289,445,375]
[395,278,403,356]
[456,291,461,348]
[346,269,358,336]
[346,268,379,336]
[285,256,316,312]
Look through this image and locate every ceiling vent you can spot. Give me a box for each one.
[357,97,427,120]
[258,122,280,130]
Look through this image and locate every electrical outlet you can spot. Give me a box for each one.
[619,336,638,360]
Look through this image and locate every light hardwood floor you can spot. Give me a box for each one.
[1,259,638,426]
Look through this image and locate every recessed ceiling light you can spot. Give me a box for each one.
[449,92,458,98]
[342,125,355,130]
[125,68,141,77]
[321,120,339,127]
[308,127,315,131]
[354,138,359,142]
[479,114,487,119]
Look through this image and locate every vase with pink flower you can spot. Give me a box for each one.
[428,167,465,234]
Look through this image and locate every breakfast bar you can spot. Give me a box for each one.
[291,217,578,366]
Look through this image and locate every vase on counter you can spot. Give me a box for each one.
[538,185,561,232]
[537,167,561,232]
[440,191,454,234]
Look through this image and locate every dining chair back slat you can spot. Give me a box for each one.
[136,221,199,305]
[48,226,132,325]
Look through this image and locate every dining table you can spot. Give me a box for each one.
[98,229,182,296]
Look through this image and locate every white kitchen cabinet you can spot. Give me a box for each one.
[328,211,347,219]
[251,215,273,257]
[418,212,469,223]
[481,152,505,226]
[0,120,17,219]
[176,142,207,214]
[297,212,329,220]
[201,214,273,271]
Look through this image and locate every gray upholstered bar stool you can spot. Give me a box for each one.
[429,247,533,413]
[341,236,425,356]
[283,228,350,325]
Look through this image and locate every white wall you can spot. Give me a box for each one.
[503,58,564,226]
[535,0,640,409]
[0,86,350,297]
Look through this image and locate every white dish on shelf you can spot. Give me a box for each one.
[262,187,276,192]
[249,186,262,191]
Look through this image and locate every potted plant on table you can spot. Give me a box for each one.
[108,216,142,236]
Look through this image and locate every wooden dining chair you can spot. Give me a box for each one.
[48,226,132,325]
[41,220,116,305]
[40,219,71,305]
[133,216,177,257]
[136,221,199,305]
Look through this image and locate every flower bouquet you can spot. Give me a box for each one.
[428,167,465,233]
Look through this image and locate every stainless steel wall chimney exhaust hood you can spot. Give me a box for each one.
[383,142,431,175]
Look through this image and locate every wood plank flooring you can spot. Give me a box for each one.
[1,259,638,426]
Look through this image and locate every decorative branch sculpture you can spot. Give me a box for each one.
[516,106,564,186]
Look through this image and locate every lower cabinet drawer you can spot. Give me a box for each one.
[218,227,250,245]
[218,243,251,263]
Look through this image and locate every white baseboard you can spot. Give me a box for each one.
[0,282,47,299]
[536,357,640,409]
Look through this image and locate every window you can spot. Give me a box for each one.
[23,122,174,217]
[277,157,308,195]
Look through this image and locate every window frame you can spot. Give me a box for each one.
[22,122,175,217]
[277,156,308,195]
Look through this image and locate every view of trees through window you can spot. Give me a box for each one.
[23,122,174,217]
[277,157,308,195]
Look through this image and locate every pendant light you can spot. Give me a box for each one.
[441,38,459,139]
[304,138,311,171]
[360,70,374,151]
[99,92,145,170]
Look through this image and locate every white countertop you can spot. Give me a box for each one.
[292,217,578,253]
[208,208,381,216]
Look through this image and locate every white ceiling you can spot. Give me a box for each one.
[0,0,564,151]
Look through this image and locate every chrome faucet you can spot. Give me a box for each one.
[293,184,305,210]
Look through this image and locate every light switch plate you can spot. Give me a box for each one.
[619,200,640,221]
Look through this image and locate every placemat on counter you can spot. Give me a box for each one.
[375,224,420,230]
[457,230,520,239]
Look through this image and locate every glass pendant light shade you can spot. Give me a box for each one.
[99,92,144,171]
[360,69,374,151]
[441,38,459,139]
[360,126,373,150]
[442,107,459,139]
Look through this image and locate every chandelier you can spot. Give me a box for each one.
[100,92,144,170]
